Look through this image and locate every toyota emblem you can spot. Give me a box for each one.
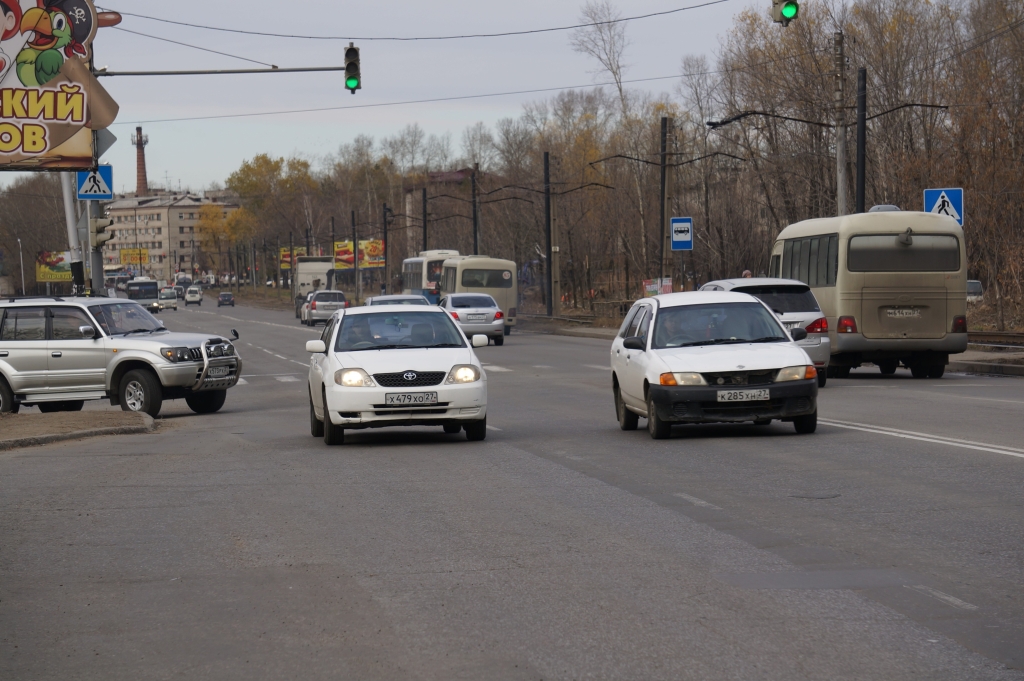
[403,372,418,381]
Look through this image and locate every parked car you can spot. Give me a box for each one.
[364,295,430,306]
[700,278,829,387]
[158,288,178,312]
[184,287,203,306]
[0,297,242,416]
[438,293,506,346]
[218,292,235,307]
[303,291,348,326]
[967,280,984,304]
[611,291,818,439]
[296,291,315,319]
[306,305,489,445]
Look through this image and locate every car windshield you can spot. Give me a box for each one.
[652,302,788,349]
[370,298,429,306]
[451,295,497,308]
[89,303,164,336]
[159,290,176,300]
[334,311,466,352]
[732,285,819,313]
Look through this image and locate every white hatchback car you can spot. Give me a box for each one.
[184,287,203,306]
[611,291,819,439]
[307,305,489,445]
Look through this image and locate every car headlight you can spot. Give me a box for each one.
[334,368,376,387]
[776,365,817,382]
[160,347,192,363]
[659,372,707,386]
[446,365,481,384]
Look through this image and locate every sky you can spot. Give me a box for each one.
[8,0,756,192]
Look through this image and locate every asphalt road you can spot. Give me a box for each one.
[2,303,1023,680]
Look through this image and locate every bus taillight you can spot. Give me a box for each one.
[951,315,967,333]
[837,316,858,334]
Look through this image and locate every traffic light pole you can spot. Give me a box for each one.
[544,152,553,317]
[60,172,86,293]
[855,67,867,213]
[659,117,670,284]
[382,203,389,295]
[89,201,104,293]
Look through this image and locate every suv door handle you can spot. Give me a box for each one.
[51,352,62,358]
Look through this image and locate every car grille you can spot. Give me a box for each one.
[373,371,447,387]
[701,370,775,386]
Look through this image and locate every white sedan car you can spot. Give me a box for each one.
[611,291,819,439]
[307,305,489,445]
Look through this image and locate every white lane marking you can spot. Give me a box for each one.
[261,348,274,354]
[533,365,553,369]
[820,419,1024,460]
[236,378,248,385]
[905,585,979,611]
[274,354,288,360]
[585,364,612,371]
[192,310,319,333]
[290,360,308,367]
[674,492,723,510]
[275,376,300,383]
[484,366,512,372]
[486,425,502,431]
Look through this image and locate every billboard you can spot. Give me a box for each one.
[279,246,307,270]
[643,278,672,297]
[119,248,149,265]
[0,1,119,170]
[35,250,72,281]
[334,240,353,270]
[359,239,385,269]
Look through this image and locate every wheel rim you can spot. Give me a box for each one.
[124,381,145,411]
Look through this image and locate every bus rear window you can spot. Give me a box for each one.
[848,234,960,272]
[462,269,513,289]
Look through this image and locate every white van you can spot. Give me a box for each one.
[439,256,518,335]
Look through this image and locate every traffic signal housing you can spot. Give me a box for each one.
[772,0,799,26]
[89,217,114,249]
[344,42,361,94]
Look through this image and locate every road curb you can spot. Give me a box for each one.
[515,320,617,340]
[949,361,1024,377]
[0,414,156,452]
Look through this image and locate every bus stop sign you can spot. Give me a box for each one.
[924,188,963,226]
[671,217,693,251]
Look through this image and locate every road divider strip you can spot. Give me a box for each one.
[820,419,1024,460]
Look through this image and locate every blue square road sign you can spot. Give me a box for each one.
[671,217,693,251]
[77,165,114,201]
[924,188,963,226]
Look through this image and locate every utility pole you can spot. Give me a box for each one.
[834,32,848,216]
[551,190,561,317]
[856,66,867,213]
[659,117,671,284]
[352,210,360,304]
[382,202,389,295]
[252,240,257,293]
[421,187,428,252]
[288,231,294,295]
[544,152,553,316]
[471,164,479,255]
[330,216,335,255]
[59,173,85,293]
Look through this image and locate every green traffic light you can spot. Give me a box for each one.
[781,1,798,19]
[346,76,360,89]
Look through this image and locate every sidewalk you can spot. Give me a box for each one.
[0,412,155,452]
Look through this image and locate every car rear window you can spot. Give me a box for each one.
[314,292,346,302]
[848,234,960,272]
[451,295,497,308]
[967,281,983,295]
[732,286,820,313]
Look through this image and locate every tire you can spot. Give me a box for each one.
[493,335,504,346]
[310,393,324,437]
[615,385,638,431]
[185,390,227,414]
[834,366,851,379]
[754,418,772,426]
[647,394,671,440]
[119,369,163,417]
[504,325,511,336]
[443,423,462,434]
[910,364,929,379]
[62,401,84,412]
[0,377,17,414]
[817,372,827,388]
[322,389,344,445]
[793,410,818,434]
[465,418,487,441]
[878,360,898,375]
[927,364,945,379]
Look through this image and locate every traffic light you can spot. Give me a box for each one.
[344,42,361,93]
[772,0,799,25]
[89,218,114,249]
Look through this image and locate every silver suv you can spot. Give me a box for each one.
[0,297,242,417]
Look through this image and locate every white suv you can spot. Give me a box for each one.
[0,297,242,416]
[184,287,203,306]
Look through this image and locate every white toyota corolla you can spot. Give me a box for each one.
[306,305,489,445]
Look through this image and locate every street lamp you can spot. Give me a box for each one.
[16,237,25,295]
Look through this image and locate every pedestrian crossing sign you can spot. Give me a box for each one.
[77,165,114,201]
[924,188,963,226]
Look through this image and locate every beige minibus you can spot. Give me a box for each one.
[769,209,967,378]
[439,256,518,335]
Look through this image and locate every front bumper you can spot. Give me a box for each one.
[324,380,486,428]
[155,356,242,392]
[648,379,817,424]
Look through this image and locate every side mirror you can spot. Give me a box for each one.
[623,336,645,351]
[305,340,326,353]
[79,325,96,338]
[472,334,489,348]
[230,329,239,341]
[791,328,808,342]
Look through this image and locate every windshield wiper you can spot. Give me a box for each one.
[720,336,786,344]
[673,339,735,347]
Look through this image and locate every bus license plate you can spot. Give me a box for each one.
[887,308,921,318]
[717,389,770,402]
[385,392,438,406]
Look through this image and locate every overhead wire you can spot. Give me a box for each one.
[112,26,277,68]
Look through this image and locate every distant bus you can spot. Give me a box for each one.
[126,278,161,315]
[402,250,460,303]
[439,255,517,334]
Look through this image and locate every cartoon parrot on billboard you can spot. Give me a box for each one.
[16,0,93,86]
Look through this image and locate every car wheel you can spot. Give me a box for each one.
[493,335,504,346]
[910,364,930,379]
[927,364,945,378]
[119,369,163,417]
[322,389,345,445]
[793,410,818,434]
[310,393,324,437]
[878,360,898,375]
[185,390,227,414]
[817,372,827,388]
[443,423,462,434]
[647,395,671,440]
[615,385,638,431]
[465,418,487,441]
[0,378,18,414]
